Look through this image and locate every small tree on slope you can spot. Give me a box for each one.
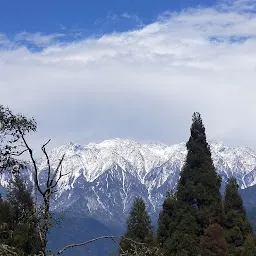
[120,198,154,254]
[157,192,178,254]
[223,177,253,254]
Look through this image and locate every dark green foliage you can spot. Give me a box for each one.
[158,112,224,255]
[0,105,36,172]
[224,177,247,215]
[241,235,256,256]
[169,211,200,256]
[200,223,228,256]
[157,192,177,249]
[118,244,164,256]
[223,177,253,253]
[120,198,154,254]
[177,112,223,227]
[0,244,21,255]
[7,175,35,224]
[156,113,256,256]
[0,175,42,255]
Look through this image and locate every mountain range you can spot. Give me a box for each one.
[1,138,256,255]
[36,139,256,224]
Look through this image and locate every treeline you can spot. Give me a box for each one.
[118,113,256,256]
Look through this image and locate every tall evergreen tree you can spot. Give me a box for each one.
[176,112,223,226]
[223,177,253,254]
[158,112,223,255]
[120,198,153,254]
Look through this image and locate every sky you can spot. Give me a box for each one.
[1,0,256,156]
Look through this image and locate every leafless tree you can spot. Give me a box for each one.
[18,134,67,254]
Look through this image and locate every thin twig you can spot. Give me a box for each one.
[49,154,65,187]
[51,171,71,189]
[10,148,28,156]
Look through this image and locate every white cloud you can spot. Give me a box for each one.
[14,32,64,47]
[120,12,144,27]
[0,0,256,156]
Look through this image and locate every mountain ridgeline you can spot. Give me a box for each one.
[2,131,255,227]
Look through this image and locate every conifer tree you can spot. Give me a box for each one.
[157,192,178,254]
[120,198,153,254]
[176,112,223,226]
[223,177,253,254]
[158,112,223,255]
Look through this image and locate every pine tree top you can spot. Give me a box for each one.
[177,112,222,225]
[180,112,219,184]
[186,112,212,163]
[126,198,153,240]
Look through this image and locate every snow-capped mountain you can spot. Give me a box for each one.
[2,139,256,225]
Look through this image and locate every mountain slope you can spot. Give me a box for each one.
[31,139,256,225]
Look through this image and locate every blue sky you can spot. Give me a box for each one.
[1,0,217,38]
[1,0,256,155]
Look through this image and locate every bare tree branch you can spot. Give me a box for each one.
[49,154,65,187]
[56,236,145,255]
[51,170,71,189]
[111,237,125,254]
[41,139,51,187]
[19,131,43,196]
[10,148,28,156]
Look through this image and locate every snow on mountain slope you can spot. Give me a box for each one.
[2,139,256,225]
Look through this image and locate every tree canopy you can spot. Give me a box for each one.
[0,105,36,172]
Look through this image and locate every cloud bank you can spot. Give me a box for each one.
[0,0,256,155]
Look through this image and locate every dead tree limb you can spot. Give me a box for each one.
[19,130,43,196]
[16,130,67,255]
[111,236,125,254]
[10,148,29,156]
[56,236,145,255]
[41,139,51,188]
